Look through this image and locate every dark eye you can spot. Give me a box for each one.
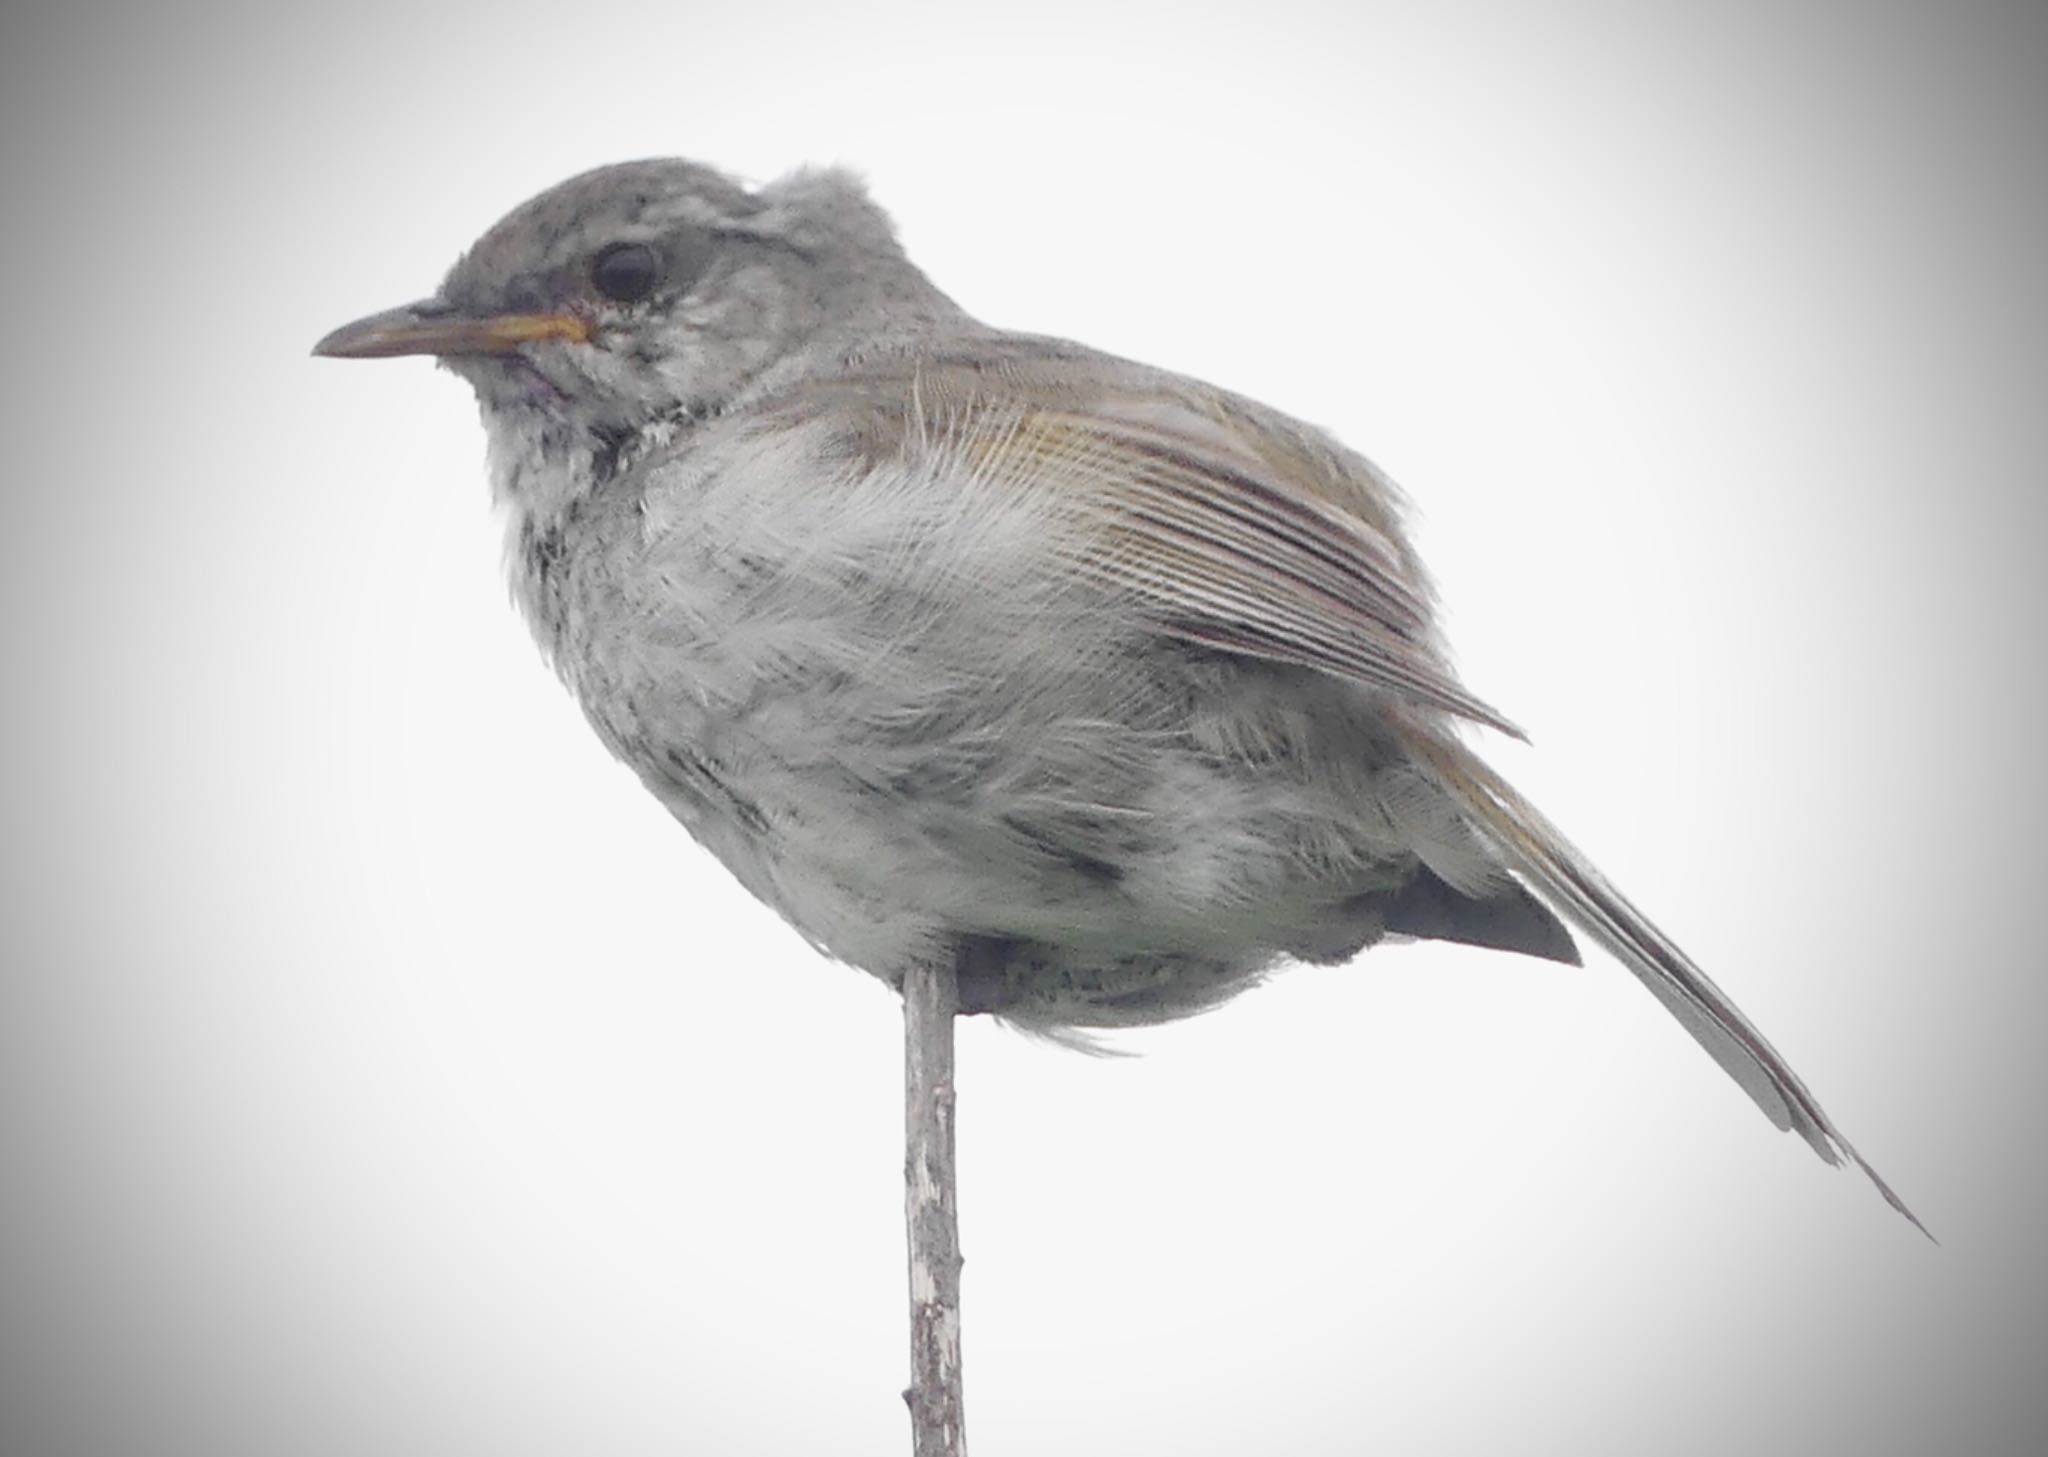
[590,242,663,303]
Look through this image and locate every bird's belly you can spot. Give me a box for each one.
[610,668,1432,1026]
[539,504,1479,1027]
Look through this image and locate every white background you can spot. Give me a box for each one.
[4,2,2044,1454]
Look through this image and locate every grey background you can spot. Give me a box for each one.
[3,1,2043,1454]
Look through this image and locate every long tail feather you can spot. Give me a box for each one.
[1403,727,1927,1236]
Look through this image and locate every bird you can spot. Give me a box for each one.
[315,157,1918,1229]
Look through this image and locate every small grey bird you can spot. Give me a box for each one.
[316,158,1915,1226]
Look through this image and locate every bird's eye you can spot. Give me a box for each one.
[590,242,663,304]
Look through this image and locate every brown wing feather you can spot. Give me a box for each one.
[783,344,1922,1230]
[806,350,1523,735]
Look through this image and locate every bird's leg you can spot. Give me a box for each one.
[903,948,967,1457]
[951,933,1015,1016]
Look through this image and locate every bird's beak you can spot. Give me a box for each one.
[312,299,592,359]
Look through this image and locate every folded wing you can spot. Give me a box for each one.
[789,346,1920,1229]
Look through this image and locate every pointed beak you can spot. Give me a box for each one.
[312,299,592,359]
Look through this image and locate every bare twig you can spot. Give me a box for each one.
[903,955,966,1457]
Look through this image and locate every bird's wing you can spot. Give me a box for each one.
[798,347,1522,737]
[793,345,1923,1230]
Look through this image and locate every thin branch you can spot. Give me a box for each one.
[903,955,967,1457]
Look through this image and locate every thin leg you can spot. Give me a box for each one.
[903,953,967,1456]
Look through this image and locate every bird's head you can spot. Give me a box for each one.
[315,158,958,506]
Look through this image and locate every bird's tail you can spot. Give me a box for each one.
[1401,725,1927,1236]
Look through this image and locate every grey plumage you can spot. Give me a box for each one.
[316,157,1919,1230]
